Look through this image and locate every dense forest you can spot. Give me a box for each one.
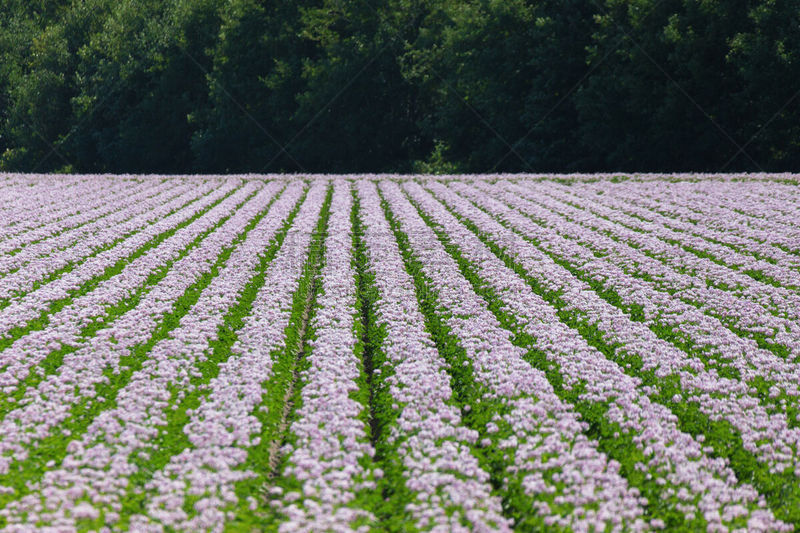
[0,0,798,174]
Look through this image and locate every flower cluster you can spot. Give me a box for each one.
[0,176,121,247]
[276,180,377,531]
[420,181,789,531]
[131,182,324,531]
[505,181,800,355]
[0,179,241,340]
[358,181,509,531]
[382,181,648,532]
[0,179,181,281]
[1,181,310,528]
[460,181,800,415]
[0,180,249,401]
[0,173,798,532]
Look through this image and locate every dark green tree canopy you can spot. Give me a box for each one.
[0,0,797,173]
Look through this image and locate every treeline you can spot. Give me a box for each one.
[1,0,798,174]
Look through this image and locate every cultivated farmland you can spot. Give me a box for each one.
[0,173,798,532]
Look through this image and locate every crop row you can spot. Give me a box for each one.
[0,174,797,532]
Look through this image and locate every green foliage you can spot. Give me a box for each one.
[190,0,307,172]
[0,0,798,172]
[426,186,796,528]
[231,184,332,529]
[0,186,239,424]
[114,183,299,528]
[402,0,595,172]
[575,0,758,171]
[0,184,251,521]
[291,0,429,172]
[411,140,459,174]
[350,188,417,530]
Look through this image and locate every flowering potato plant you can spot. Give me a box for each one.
[0,173,798,532]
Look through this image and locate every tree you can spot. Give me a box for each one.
[289,0,429,172]
[0,0,91,171]
[401,0,597,173]
[575,0,755,171]
[67,0,220,173]
[190,0,308,172]
[727,0,800,170]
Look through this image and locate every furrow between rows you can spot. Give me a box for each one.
[0,182,313,529]
[455,182,800,429]
[423,180,799,529]
[380,180,648,532]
